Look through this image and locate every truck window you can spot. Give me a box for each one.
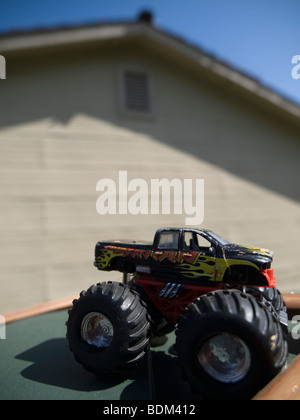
[184,231,194,250]
[184,231,211,251]
[196,233,211,250]
[157,231,179,249]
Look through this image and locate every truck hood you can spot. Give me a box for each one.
[225,244,274,262]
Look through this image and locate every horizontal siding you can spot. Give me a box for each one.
[0,47,299,312]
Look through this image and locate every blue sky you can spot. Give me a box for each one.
[1,0,299,105]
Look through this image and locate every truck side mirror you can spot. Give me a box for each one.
[209,246,215,255]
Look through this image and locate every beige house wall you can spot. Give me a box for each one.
[0,42,299,312]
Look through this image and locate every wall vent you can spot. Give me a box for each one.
[123,71,151,113]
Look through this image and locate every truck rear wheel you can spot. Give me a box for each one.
[175,289,288,400]
[66,281,151,376]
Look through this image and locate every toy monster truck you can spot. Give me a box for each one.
[66,228,288,400]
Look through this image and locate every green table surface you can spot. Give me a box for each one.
[0,309,299,400]
[0,309,195,400]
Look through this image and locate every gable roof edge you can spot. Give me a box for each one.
[1,20,299,120]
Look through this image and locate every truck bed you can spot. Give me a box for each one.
[96,239,152,250]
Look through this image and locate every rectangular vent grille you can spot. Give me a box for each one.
[124,71,150,113]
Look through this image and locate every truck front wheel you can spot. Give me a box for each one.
[66,281,151,376]
[175,289,288,400]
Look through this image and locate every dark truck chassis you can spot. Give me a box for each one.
[67,227,289,400]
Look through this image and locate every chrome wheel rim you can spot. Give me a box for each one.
[198,333,251,383]
[81,312,114,348]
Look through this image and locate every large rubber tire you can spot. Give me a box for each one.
[175,289,288,400]
[261,287,287,313]
[66,281,151,376]
[246,286,287,313]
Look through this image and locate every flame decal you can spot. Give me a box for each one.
[96,246,218,279]
[180,253,216,279]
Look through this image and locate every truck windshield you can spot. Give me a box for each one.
[206,231,230,246]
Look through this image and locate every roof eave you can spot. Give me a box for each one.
[1,21,299,120]
[0,22,135,52]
